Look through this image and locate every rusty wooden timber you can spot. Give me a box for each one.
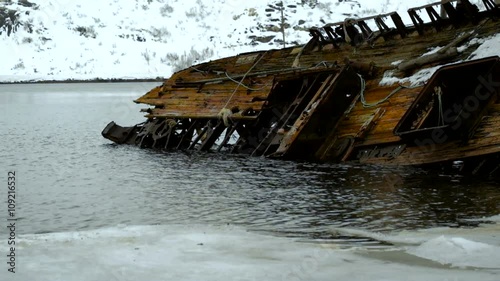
[102,0,500,176]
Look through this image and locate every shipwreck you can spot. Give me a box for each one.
[103,0,500,176]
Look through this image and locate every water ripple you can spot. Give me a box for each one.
[0,83,499,241]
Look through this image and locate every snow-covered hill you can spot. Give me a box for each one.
[0,0,497,82]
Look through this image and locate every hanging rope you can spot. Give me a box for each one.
[222,51,267,109]
[217,108,233,127]
[343,18,355,44]
[224,72,270,91]
[218,51,268,126]
[189,65,207,73]
[434,86,445,126]
[313,61,337,68]
[358,74,421,108]
[166,119,177,128]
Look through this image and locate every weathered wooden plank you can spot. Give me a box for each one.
[146,110,259,120]
[114,11,500,166]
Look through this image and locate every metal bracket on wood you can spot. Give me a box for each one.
[374,16,391,40]
[176,119,198,150]
[163,120,177,149]
[425,6,443,31]
[323,26,340,49]
[309,28,325,51]
[390,13,408,38]
[357,20,373,39]
[408,9,425,35]
[482,0,500,17]
[216,122,241,152]
[442,2,460,27]
[461,0,480,23]
[483,0,499,10]
[199,120,226,151]
[188,121,210,150]
[304,30,320,53]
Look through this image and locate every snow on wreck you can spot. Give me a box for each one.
[102,0,500,176]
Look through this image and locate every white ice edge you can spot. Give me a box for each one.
[1,217,499,281]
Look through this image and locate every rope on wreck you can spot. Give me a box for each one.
[166,119,177,128]
[435,86,445,127]
[224,72,270,91]
[314,61,338,68]
[218,108,233,127]
[218,51,268,126]
[343,18,356,44]
[190,65,207,73]
[358,74,420,108]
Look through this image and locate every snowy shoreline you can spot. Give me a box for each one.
[5,0,485,83]
[0,77,165,84]
[2,1,498,85]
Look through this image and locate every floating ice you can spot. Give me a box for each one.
[2,223,500,281]
[407,236,500,268]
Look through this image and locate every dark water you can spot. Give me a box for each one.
[0,83,499,240]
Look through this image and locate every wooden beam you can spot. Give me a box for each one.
[426,6,443,31]
[390,13,408,38]
[408,10,425,35]
[200,121,226,151]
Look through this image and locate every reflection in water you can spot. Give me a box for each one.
[0,83,498,244]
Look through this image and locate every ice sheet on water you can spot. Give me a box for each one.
[2,223,500,281]
[331,214,500,269]
[408,236,500,268]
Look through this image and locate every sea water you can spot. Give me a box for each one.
[0,83,499,280]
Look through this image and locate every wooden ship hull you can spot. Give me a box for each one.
[102,0,500,176]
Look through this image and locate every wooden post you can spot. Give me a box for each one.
[176,119,198,149]
[408,10,425,35]
[216,123,240,152]
[443,1,460,26]
[440,0,448,18]
[374,16,391,41]
[188,122,210,150]
[323,26,339,49]
[357,21,373,38]
[200,121,226,151]
[426,6,443,31]
[390,12,407,38]
[483,0,500,11]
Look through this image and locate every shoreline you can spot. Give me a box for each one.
[0,77,166,85]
